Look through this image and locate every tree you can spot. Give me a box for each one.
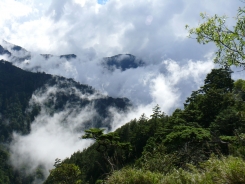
[234,79,245,101]
[81,128,132,173]
[184,68,235,128]
[211,107,243,136]
[44,163,82,184]
[186,7,245,67]
[201,68,234,93]
[81,128,131,152]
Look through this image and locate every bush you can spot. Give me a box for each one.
[107,156,245,184]
[163,156,245,184]
[106,168,164,184]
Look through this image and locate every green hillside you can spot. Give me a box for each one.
[0,60,130,184]
[44,67,245,184]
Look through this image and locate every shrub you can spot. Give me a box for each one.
[107,156,245,184]
[106,168,164,184]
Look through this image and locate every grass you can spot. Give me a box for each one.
[106,156,245,184]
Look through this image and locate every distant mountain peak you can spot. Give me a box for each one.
[0,41,145,73]
[102,54,145,71]
[1,40,30,56]
[60,54,77,60]
[0,40,78,65]
[0,45,11,56]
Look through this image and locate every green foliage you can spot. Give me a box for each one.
[184,68,236,128]
[44,163,82,184]
[106,168,164,184]
[164,126,210,146]
[107,156,245,184]
[0,61,55,183]
[0,62,226,184]
[211,107,243,135]
[234,79,245,101]
[0,60,52,143]
[82,128,132,152]
[0,145,11,184]
[202,67,234,93]
[150,104,162,119]
[0,60,132,183]
[48,68,245,183]
[136,144,176,174]
[187,7,245,66]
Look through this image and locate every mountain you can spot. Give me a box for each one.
[0,45,11,56]
[44,68,245,184]
[0,59,131,143]
[0,40,31,62]
[0,40,144,72]
[0,60,52,141]
[0,59,131,183]
[0,40,76,64]
[102,54,144,71]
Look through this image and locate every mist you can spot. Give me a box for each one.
[7,53,216,183]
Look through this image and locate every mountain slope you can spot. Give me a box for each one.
[0,60,53,142]
[0,60,131,184]
[44,68,245,184]
[0,59,131,143]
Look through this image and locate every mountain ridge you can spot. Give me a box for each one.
[0,59,132,183]
[0,59,131,143]
[0,40,145,72]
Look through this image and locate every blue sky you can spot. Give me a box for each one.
[97,0,107,4]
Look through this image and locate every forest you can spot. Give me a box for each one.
[43,67,245,183]
[0,60,130,184]
[3,58,245,184]
[44,5,245,183]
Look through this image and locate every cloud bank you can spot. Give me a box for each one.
[9,80,104,180]
[0,0,243,61]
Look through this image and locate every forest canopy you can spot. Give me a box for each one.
[44,67,245,183]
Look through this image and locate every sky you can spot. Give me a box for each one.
[1,0,244,110]
[1,0,245,181]
[0,0,243,61]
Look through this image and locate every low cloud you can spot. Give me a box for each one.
[8,52,215,111]
[9,81,106,181]
[10,109,94,177]
[8,56,214,182]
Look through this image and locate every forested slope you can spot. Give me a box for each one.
[45,67,245,184]
[0,60,131,184]
[0,60,53,142]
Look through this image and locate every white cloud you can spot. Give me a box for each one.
[4,43,214,112]
[10,108,94,178]
[0,0,242,61]
[0,0,33,23]
[10,81,106,179]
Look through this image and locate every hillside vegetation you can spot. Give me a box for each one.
[44,67,245,184]
[0,60,130,184]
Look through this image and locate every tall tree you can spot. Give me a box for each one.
[44,162,82,184]
[184,68,235,128]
